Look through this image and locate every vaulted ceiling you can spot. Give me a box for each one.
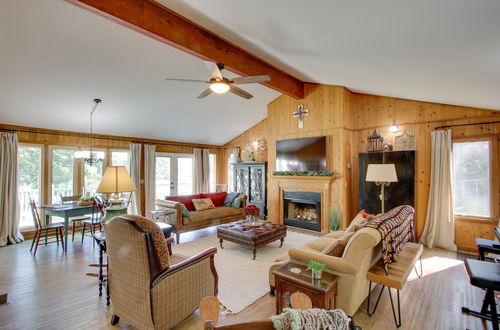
[1,0,499,145]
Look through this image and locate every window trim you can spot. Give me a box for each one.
[452,135,498,223]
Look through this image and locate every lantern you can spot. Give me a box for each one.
[367,129,384,152]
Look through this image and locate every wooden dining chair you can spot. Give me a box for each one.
[60,194,91,241]
[29,199,65,256]
[81,195,105,244]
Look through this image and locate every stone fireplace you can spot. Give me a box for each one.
[283,191,322,232]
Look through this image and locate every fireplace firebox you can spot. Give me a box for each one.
[283,191,321,232]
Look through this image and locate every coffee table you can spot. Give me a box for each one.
[217,220,287,260]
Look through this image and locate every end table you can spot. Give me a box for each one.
[273,262,339,314]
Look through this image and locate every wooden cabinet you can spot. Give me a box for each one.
[233,162,266,216]
[358,151,415,214]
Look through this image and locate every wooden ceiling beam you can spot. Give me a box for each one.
[65,0,304,99]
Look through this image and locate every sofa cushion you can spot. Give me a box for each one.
[190,207,243,222]
[180,204,192,220]
[231,197,242,208]
[346,212,368,233]
[192,198,215,211]
[201,192,227,207]
[223,192,239,206]
[304,237,338,253]
[166,194,201,211]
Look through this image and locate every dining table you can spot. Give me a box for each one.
[40,202,95,253]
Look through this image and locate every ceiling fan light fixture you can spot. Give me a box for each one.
[389,121,400,133]
[209,82,230,94]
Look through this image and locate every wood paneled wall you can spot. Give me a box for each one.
[224,85,500,251]
[0,123,222,227]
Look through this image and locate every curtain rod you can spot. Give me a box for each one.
[0,128,217,149]
[434,120,500,130]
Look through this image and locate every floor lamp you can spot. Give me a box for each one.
[97,166,137,223]
[365,164,398,213]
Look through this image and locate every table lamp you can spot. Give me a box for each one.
[365,164,398,213]
[97,166,136,222]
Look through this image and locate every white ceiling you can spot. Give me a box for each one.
[160,0,500,111]
[0,0,279,145]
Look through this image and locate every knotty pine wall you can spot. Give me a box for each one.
[0,123,222,230]
[223,85,500,252]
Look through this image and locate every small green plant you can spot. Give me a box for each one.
[306,260,326,279]
[328,205,342,231]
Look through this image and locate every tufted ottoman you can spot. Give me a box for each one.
[217,220,287,260]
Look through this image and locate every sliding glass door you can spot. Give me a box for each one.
[155,153,193,198]
[18,145,43,228]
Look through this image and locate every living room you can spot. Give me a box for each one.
[1,1,500,329]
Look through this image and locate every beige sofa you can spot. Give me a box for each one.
[155,194,247,243]
[268,225,382,316]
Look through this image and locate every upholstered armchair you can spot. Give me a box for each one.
[105,215,218,330]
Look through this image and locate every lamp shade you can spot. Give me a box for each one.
[97,166,136,194]
[365,164,398,182]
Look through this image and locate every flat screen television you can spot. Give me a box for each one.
[276,136,327,171]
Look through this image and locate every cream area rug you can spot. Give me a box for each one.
[172,230,317,314]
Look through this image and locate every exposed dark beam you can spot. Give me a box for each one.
[65,0,304,99]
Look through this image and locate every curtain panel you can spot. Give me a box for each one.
[128,143,142,215]
[202,149,210,193]
[227,147,240,193]
[0,132,24,246]
[192,148,203,194]
[144,144,156,217]
[420,129,457,251]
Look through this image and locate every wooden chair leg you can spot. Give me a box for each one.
[72,221,76,242]
[33,231,42,256]
[56,229,59,246]
[30,231,38,252]
[81,223,86,244]
[111,315,120,326]
[59,228,65,251]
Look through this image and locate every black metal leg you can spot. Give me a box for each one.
[367,282,385,316]
[414,255,423,278]
[388,288,402,328]
[98,244,104,296]
[462,289,499,330]
[106,255,110,305]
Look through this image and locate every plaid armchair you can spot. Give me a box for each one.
[105,215,218,330]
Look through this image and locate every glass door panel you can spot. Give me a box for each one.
[18,145,42,228]
[156,156,172,199]
[155,154,193,197]
[51,148,75,203]
[177,157,193,195]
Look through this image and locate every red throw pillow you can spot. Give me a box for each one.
[166,194,201,211]
[200,192,227,207]
[360,209,374,218]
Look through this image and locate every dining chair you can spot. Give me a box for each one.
[81,195,105,244]
[60,194,91,241]
[29,199,65,256]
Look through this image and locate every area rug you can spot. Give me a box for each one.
[172,230,317,314]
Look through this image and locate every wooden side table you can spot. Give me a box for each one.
[273,262,339,314]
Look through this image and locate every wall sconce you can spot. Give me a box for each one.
[389,121,400,133]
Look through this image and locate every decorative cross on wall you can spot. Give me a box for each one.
[292,104,310,129]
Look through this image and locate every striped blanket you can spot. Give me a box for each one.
[365,205,415,266]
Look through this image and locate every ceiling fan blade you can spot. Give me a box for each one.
[165,78,209,83]
[211,63,223,80]
[197,88,213,99]
[229,85,253,99]
[230,75,271,85]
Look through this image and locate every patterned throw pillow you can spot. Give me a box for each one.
[231,197,242,209]
[223,192,239,206]
[192,198,215,211]
[180,204,192,219]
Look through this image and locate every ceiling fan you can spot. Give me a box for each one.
[165,62,270,100]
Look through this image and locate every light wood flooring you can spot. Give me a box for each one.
[0,227,495,330]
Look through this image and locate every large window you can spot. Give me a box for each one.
[209,154,216,192]
[453,140,492,218]
[51,148,75,203]
[155,153,193,197]
[18,145,43,228]
[83,155,104,194]
[111,150,129,167]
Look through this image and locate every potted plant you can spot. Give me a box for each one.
[243,205,260,221]
[307,260,326,280]
[328,205,342,232]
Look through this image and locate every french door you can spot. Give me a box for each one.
[155,153,193,198]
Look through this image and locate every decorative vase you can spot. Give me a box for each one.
[246,214,254,222]
[312,270,322,280]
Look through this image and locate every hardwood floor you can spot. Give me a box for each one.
[0,228,493,330]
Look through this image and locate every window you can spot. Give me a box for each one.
[18,145,43,228]
[83,157,104,194]
[155,153,193,197]
[453,140,492,218]
[111,150,129,167]
[51,148,75,203]
[209,154,216,192]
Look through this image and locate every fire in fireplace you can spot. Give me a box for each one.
[283,191,321,232]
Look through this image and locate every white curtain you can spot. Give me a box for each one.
[420,129,457,251]
[129,143,142,215]
[144,144,156,217]
[0,132,23,246]
[227,147,240,193]
[193,148,203,194]
[202,149,210,193]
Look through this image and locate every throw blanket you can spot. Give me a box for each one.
[365,205,415,266]
[271,308,350,330]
